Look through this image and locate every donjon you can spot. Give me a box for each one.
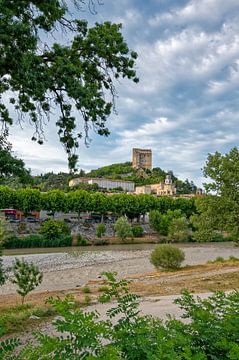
[132,148,152,170]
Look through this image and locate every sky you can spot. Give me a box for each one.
[9,0,239,186]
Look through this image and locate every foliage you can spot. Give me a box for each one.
[191,196,229,242]
[150,244,185,270]
[149,209,183,237]
[39,219,70,240]
[86,162,133,178]
[0,1,138,170]
[0,303,54,337]
[77,234,90,246]
[0,186,196,221]
[11,258,43,304]
[96,223,106,238]
[0,131,31,185]
[4,234,73,248]
[4,273,239,359]
[201,147,239,243]
[168,216,191,242]
[131,225,144,238]
[114,217,132,241]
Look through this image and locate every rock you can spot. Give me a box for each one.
[29,315,40,320]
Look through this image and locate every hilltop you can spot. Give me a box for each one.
[85,162,196,194]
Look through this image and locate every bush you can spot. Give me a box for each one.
[77,234,89,246]
[39,219,70,240]
[114,217,132,241]
[96,223,106,238]
[131,225,144,238]
[150,244,185,270]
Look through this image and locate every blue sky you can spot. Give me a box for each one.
[9,0,239,186]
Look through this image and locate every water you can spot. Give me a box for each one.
[3,241,235,256]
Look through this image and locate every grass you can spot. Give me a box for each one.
[0,303,55,337]
[208,256,239,264]
[97,285,110,292]
[82,286,91,294]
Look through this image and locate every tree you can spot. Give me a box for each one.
[0,1,138,170]
[168,216,191,242]
[114,217,132,242]
[0,131,31,185]
[195,148,239,243]
[39,219,70,240]
[11,258,43,304]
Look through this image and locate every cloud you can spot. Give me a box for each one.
[5,0,239,187]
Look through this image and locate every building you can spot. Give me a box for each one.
[69,177,135,192]
[0,209,40,221]
[132,148,152,170]
[135,174,176,196]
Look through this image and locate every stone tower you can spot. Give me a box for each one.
[132,148,152,170]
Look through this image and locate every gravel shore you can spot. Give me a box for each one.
[1,243,239,295]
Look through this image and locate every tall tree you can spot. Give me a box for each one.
[0,131,31,184]
[193,147,239,243]
[0,1,138,170]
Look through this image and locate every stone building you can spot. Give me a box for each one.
[132,148,152,170]
[69,177,135,192]
[135,174,176,196]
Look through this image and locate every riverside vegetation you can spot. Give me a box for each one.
[1,272,239,359]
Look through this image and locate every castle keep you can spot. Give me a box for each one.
[132,148,152,170]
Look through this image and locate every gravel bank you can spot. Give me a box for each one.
[1,243,239,295]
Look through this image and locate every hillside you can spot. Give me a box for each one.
[85,162,197,193]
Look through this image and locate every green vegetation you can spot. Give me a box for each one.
[2,273,239,359]
[131,225,144,238]
[39,219,70,240]
[82,286,91,294]
[96,223,106,238]
[77,234,90,246]
[150,244,185,270]
[85,162,197,191]
[168,216,191,242]
[0,131,32,186]
[0,304,54,337]
[11,259,43,304]
[192,147,239,244]
[4,234,73,249]
[114,217,132,242]
[0,1,138,170]
[149,209,183,237]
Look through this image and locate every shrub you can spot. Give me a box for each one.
[11,258,43,304]
[77,234,89,246]
[39,219,70,240]
[131,225,144,238]
[114,217,132,241]
[150,244,185,270]
[96,223,106,238]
